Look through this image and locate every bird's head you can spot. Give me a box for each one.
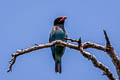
[54,16,67,25]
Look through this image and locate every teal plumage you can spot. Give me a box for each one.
[49,17,67,73]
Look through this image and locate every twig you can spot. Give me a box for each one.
[65,38,79,42]
[7,54,17,72]
[104,30,111,46]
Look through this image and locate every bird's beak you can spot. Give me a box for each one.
[59,16,67,22]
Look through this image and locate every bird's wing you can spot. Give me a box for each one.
[49,26,67,42]
[49,31,55,42]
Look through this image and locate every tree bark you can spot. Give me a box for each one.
[7,30,120,80]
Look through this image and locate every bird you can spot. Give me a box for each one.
[49,16,67,73]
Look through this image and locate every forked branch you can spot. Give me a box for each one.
[78,38,116,80]
[7,30,120,80]
[103,30,120,79]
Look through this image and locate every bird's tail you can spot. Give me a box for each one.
[55,60,61,73]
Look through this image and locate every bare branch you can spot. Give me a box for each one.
[103,30,120,79]
[83,42,106,51]
[7,40,80,72]
[7,54,17,72]
[78,37,82,47]
[79,47,116,80]
[7,34,119,80]
[65,37,79,42]
[78,38,116,80]
[66,31,120,79]
[103,30,111,46]
[7,40,116,80]
[7,40,107,72]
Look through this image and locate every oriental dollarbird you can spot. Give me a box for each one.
[49,16,67,73]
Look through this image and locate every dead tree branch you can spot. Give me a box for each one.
[7,40,107,72]
[78,38,116,80]
[7,30,120,80]
[103,30,120,79]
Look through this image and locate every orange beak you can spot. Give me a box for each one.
[59,16,67,22]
